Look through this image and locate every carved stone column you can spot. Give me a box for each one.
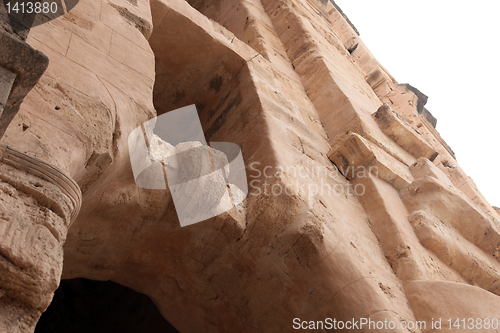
[0,146,81,332]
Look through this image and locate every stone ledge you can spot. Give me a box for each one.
[373,104,438,161]
[331,111,417,167]
[328,132,414,190]
[354,175,461,282]
[400,176,500,264]
[409,157,453,187]
[409,210,500,296]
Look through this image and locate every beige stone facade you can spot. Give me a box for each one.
[1,0,499,332]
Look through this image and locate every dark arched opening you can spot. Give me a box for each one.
[35,278,180,333]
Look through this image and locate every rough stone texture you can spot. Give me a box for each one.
[406,281,500,333]
[373,104,438,162]
[0,0,49,139]
[0,146,81,332]
[0,67,16,114]
[0,0,499,332]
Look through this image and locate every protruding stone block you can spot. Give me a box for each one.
[329,132,414,190]
[410,157,453,187]
[365,65,392,90]
[409,210,500,295]
[354,175,461,282]
[374,104,438,161]
[401,176,500,264]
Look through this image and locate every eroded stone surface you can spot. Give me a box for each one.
[406,281,500,333]
[0,0,499,332]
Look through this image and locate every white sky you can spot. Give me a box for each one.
[334,0,500,207]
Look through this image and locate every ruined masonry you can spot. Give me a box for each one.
[0,0,499,332]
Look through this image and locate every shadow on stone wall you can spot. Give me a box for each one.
[35,279,180,333]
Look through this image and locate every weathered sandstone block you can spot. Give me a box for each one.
[0,146,81,332]
[0,0,499,332]
[409,210,500,295]
[373,104,438,161]
[401,176,500,263]
[329,132,414,190]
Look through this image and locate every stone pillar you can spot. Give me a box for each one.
[0,146,81,333]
